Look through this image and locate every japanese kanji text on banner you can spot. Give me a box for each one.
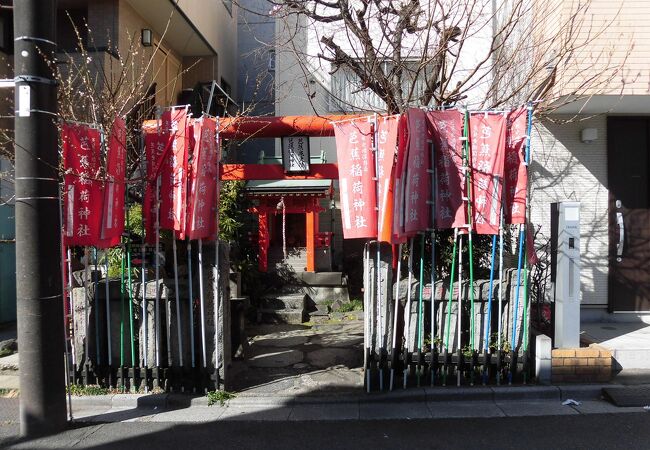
[334,120,377,239]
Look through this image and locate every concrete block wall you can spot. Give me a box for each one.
[551,345,613,383]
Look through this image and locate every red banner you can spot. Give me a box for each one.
[334,120,377,239]
[526,221,539,265]
[99,118,127,248]
[143,131,171,244]
[427,110,465,229]
[403,108,430,235]
[159,109,190,238]
[504,108,529,224]
[63,124,103,246]
[391,115,409,243]
[377,115,399,243]
[469,113,506,235]
[187,118,219,240]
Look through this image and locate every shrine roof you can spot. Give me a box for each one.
[244,179,333,196]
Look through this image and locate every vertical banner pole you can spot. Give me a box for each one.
[172,239,184,369]
[371,114,384,391]
[119,242,125,384]
[483,234,497,384]
[363,242,371,392]
[429,141,436,386]
[497,208,504,385]
[104,254,112,370]
[389,243,403,391]
[443,229,458,386]
[457,234,464,387]
[402,237,414,389]
[416,233,425,386]
[141,133,148,392]
[67,248,76,370]
[93,247,101,366]
[198,238,207,373]
[154,176,161,373]
[84,247,90,375]
[510,223,525,384]
[188,241,196,370]
[126,210,135,372]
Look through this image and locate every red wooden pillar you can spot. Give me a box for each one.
[305,200,318,272]
[258,210,269,272]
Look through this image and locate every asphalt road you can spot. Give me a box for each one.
[1,409,648,449]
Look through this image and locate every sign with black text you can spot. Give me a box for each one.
[281,136,310,173]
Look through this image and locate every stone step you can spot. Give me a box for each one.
[260,294,307,310]
[259,309,306,325]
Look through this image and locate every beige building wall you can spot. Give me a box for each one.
[530,115,609,308]
[547,0,649,98]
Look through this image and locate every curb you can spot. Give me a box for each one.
[69,385,585,410]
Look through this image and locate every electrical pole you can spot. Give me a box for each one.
[14,0,67,436]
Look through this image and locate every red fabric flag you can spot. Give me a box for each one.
[504,108,529,224]
[187,118,219,240]
[143,131,171,245]
[63,124,103,246]
[98,118,127,248]
[391,114,409,243]
[377,115,399,243]
[526,221,539,265]
[334,120,377,239]
[403,108,430,235]
[157,109,190,238]
[427,110,465,229]
[469,113,506,235]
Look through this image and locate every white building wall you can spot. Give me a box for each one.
[530,115,609,307]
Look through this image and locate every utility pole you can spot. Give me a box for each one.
[14,0,67,436]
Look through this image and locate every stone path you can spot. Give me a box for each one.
[229,316,365,395]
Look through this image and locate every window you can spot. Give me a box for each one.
[329,60,430,112]
[0,11,12,54]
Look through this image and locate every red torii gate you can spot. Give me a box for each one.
[145,114,363,271]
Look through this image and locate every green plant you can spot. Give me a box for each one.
[338,298,363,313]
[207,390,236,406]
[0,348,13,358]
[488,333,512,354]
[66,384,110,396]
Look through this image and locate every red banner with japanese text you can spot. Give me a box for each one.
[143,131,171,245]
[98,118,127,248]
[469,113,507,235]
[164,109,190,238]
[504,108,528,224]
[403,108,430,235]
[187,118,219,240]
[62,124,103,246]
[334,120,377,239]
[377,115,399,243]
[427,110,465,229]
[391,115,409,243]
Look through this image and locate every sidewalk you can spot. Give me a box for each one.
[55,384,647,423]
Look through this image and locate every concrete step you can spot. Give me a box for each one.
[260,294,306,311]
[259,309,306,325]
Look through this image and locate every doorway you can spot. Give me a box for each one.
[607,117,650,312]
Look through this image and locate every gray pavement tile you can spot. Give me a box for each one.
[496,400,579,417]
[218,405,293,421]
[359,402,432,420]
[569,400,647,415]
[558,384,607,401]
[144,406,226,422]
[289,403,359,420]
[427,401,505,418]
[492,385,560,401]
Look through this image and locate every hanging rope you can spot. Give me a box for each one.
[277,196,287,259]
